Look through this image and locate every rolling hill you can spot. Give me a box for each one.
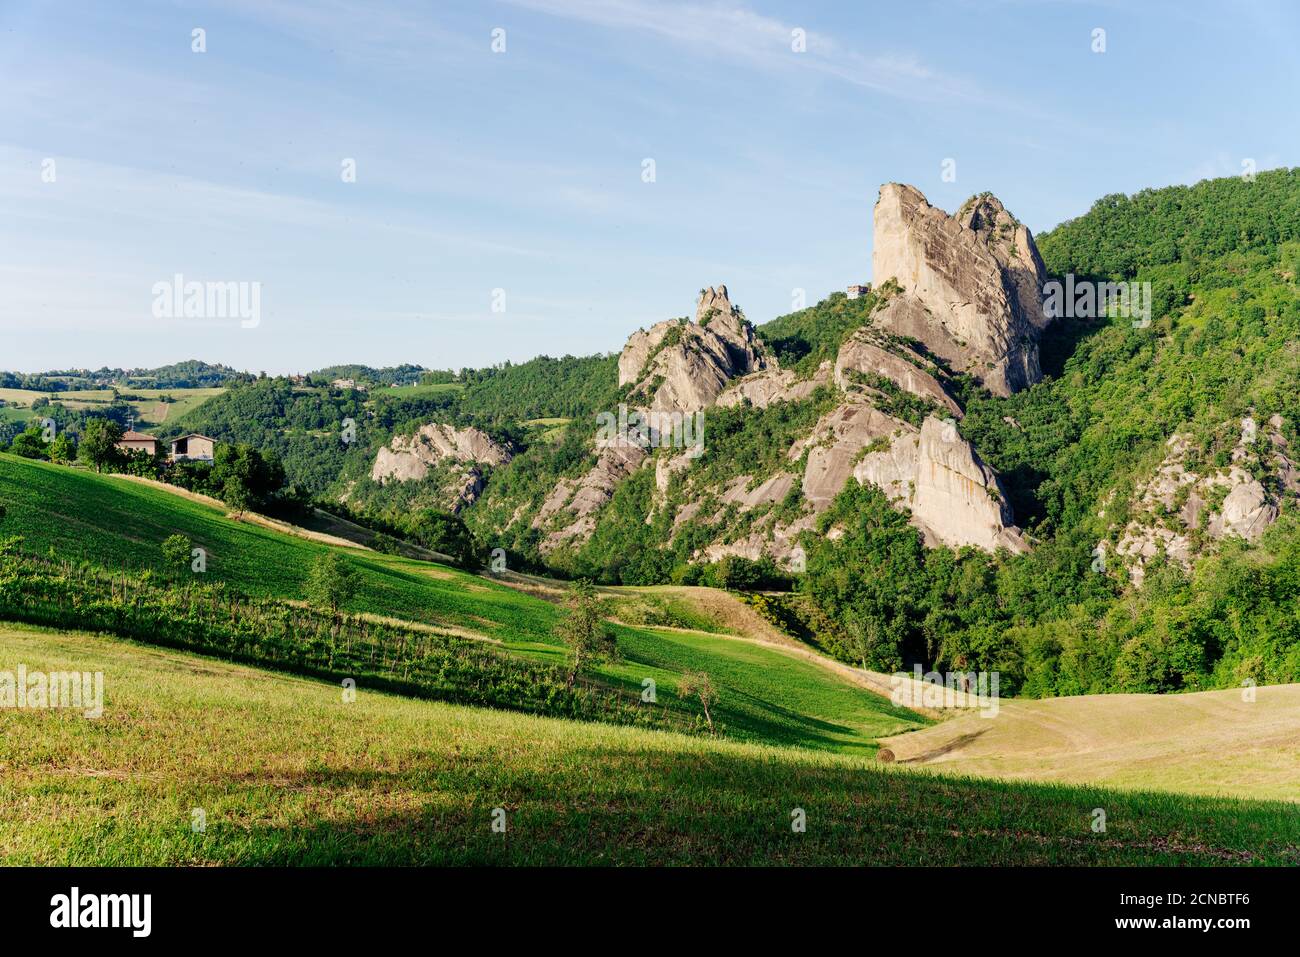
[3,622,1297,866]
[0,453,923,752]
[880,684,1300,802]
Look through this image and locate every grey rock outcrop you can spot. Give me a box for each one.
[532,442,648,553]
[618,285,768,412]
[371,423,511,484]
[834,329,962,417]
[855,416,1028,553]
[789,398,904,510]
[871,183,1049,397]
[716,362,832,410]
[369,423,512,513]
[1110,418,1292,584]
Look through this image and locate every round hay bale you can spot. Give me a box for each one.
[877,748,895,764]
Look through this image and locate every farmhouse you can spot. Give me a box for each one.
[169,433,216,462]
[116,430,160,456]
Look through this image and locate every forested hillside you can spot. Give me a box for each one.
[797,168,1300,695]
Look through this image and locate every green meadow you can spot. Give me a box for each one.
[2,623,1296,866]
[0,454,919,752]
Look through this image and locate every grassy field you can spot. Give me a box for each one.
[0,454,921,752]
[0,386,223,430]
[881,686,1300,802]
[382,382,464,398]
[2,623,1296,865]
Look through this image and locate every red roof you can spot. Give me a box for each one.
[119,431,157,442]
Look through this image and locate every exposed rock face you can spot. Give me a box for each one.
[370,425,510,513]
[618,285,768,412]
[720,472,799,511]
[699,514,815,565]
[716,362,832,409]
[855,416,1028,553]
[370,423,512,512]
[532,442,648,554]
[1111,418,1292,583]
[834,329,962,417]
[871,183,1049,397]
[371,423,511,484]
[789,399,904,509]
[532,236,1041,562]
[1209,480,1277,540]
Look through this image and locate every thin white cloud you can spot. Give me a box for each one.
[501,0,1028,108]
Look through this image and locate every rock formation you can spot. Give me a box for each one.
[532,442,648,553]
[833,329,962,417]
[788,398,903,509]
[716,362,832,409]
[854,416,1028,553]
[369,423,513,513]
[524,184,1053,563]
[1110,417,1294,583]
[618,285,768,412]
[371,423,511,484]
[871,183,1049,397]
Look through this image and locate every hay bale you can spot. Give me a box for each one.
[877,748,895,763]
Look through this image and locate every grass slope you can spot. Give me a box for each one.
[0,386,223,431]
[881,685,1300,802]
[0,454,920,751]
[2,623,1295,865]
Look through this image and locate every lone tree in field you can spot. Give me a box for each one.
[678,670,719,735]
[77,419,123,473]
[554,580,617,687]
[161,534,193,580]
[306,552,359,618]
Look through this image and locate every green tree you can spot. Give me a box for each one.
[77,419,123,472]
[554,580,617,687]
[403,507,481,568]
[677,670,719,735]
[160,534,193,580]
[48,432,76,464]
[211,443,285,518]
[305,551,359,617]
[10,424,49,460]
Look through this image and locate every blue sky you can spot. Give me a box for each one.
[1,0,1297,375]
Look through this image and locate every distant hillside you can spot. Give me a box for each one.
[307,363,427,388]
[0,360,251,391]
[1037,167,1300,278]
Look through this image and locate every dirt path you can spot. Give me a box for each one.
[110,474,369,550]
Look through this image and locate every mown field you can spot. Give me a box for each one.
[0,454,921,752]
[2,623,1296,865]
[0,386,224,430]
[882,685,1300,802]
